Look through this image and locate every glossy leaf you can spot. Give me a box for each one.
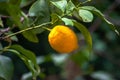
[8,45,40,77]
[51,13,60,24]
[51,0,67,13]
[20,12,39,43]
[20,0,32,7]
[29,0,50,34]
[7,31,18,41]
[73,9,81,21]
[29,0,49,17]
[51,13,63,26]
[80,6,119,35]
[7,49,25,60]
[78,9,93,22]
[10,45,37,65]
[73,20,92,52]
[22,30,39,43]
[62,18,73,26]
[66,0,76,15]
[0,55,14,80]
[7,49,39,78]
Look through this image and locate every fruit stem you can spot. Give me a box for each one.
[42,27,52,31]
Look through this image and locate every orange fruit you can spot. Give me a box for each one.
[48,25,79,53]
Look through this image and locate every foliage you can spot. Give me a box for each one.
[0,0,119,80]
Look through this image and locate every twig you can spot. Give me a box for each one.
[89,0,120,33]
[3,22,51,39]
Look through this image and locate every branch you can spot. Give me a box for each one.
[3,22,51,39]
[89,0,120,33]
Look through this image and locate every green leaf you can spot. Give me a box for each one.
[0,55,14,80]
[20,0,33,8]
[50,0,67,13]
[22,31,39,43]
[78,9,93,22]
[29,0,49,17]
[28,0,50,34]
[51,13,63,26]
[7,49,25,61]
[62,18,73,26]
[7,49,40,78]
[18,28,39,43]
[10,45,37,65]
[80,6,119,35]
[20,12,39,43]
[7,31,18,41]
[51,13,60,24]
[73,20,92,52]
[66,0,76,15]
[73,9,81,20]
[8,45,40,77]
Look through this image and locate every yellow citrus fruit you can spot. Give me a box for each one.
[48,25,79,53]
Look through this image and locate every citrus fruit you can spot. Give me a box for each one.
[48,25,79,53]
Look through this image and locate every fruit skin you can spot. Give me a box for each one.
[48,25,79,53]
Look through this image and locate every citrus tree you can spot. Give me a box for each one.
[0,0,119,80]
